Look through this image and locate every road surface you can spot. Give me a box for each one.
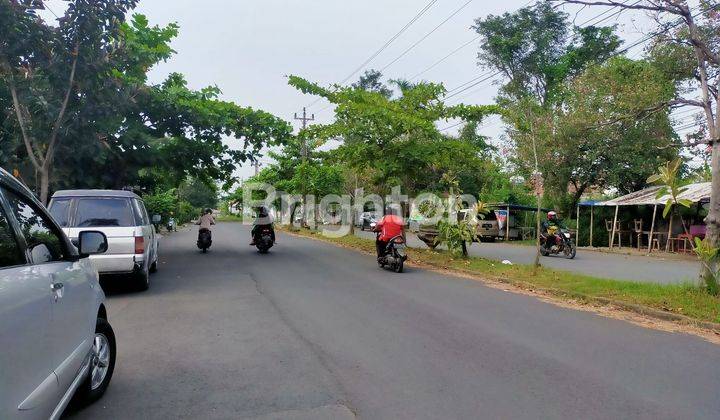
[355,229,697,285]
[66,223,720,419]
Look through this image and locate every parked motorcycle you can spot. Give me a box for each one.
[372,223,407,273]
[540,226,576,259]
[197,229,212,253]
[254,225,275,254]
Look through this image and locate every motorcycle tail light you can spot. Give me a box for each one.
[134,236,145,254]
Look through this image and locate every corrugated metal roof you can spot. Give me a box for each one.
[599,182,711,206]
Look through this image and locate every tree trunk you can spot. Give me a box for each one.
[702,141,720,292]
[38,167,50,205]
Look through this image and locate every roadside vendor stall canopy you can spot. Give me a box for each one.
[598,182,711,207]
[577,182,711,251]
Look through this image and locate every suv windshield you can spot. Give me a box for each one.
[74,198,135,227]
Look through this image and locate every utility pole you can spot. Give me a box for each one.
[254,160,260,176]
[294,107,315,228]
[294,107,315,159]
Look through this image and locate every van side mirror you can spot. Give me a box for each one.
[78,231,108,257]
[152,214,161,223]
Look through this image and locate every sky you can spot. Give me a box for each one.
[42,0,663,180]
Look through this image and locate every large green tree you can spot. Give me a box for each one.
[0,0,138,203]
[473,1,620,106]
[508,57,679,211]
[1,4,292,201]
[288,75,499,197]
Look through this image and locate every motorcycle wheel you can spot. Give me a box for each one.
[565,242,577,259]
[202,247,207,253]
[540,247,549,257]
[394,260,404,273]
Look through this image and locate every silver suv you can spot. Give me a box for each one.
[0,168,116,419]
[49,190,159,291]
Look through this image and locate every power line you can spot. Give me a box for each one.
[409,35,481,81]
[444,72,500,100]
[306,0,439,109]
[380,0,475,72]
[441,1,654,102]
[43,1,60,18]
[440,114,500,132]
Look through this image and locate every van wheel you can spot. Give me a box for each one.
[135,265,150,291]
[74,318,116,406]
[149,258,158,273]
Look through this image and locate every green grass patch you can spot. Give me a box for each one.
[283,227,720,324]
[215,214,244,222]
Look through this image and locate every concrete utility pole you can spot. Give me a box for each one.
[294,107,315,159]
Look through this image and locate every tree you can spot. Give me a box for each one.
[179,178,218,210]
[0,0,138,203]
[288,76,499,198]
[352,69,393,98]
[1,6,292,200]
[553,0,720,285]
[473,1,620,106]
[553,57,677,209]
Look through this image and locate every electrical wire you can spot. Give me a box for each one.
[380,0,475,72]
[305,0,439,109]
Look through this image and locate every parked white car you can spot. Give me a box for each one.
[0,168,116,419]
[49,190,159,291]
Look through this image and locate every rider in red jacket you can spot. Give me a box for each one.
[373,209,405,260]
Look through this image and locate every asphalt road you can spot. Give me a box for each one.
[66,222,720,419]
[355,229,698,285]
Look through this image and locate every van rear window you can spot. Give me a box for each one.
[74,198,135,227]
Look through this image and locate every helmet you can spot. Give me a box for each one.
[547,211,557,221]
[205,208,212,214]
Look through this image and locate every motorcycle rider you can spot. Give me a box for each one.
[250,206,275,246]
[540,211,563,250]
[372,206,405,262]
[167,211,177,232]
[197,208,215,240]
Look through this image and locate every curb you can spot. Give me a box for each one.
[280,228,720,334]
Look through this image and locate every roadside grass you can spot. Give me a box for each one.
[216,214,244,222]
[283,227,720,325]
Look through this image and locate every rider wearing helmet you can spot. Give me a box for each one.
[250,206,275,246]
[541,211,563,250]
[196,208,216,238]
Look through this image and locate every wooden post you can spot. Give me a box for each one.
[589,205,594,247]
[648,204,657,253]
[505,205,510,241]
[610,205,619,249]
[576,205,580,246]
[665,213,673,252]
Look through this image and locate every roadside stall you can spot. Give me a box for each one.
[577,182,710,252]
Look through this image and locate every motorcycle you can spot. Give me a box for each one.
[197,229,212,253]
[540,226,576,259]
[254,225,275,254]
[372,223,407,273]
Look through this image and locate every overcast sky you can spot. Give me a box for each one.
[44,0,657,180]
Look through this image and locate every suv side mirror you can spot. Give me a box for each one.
[152,214,161,223]
[78,231,108,257]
